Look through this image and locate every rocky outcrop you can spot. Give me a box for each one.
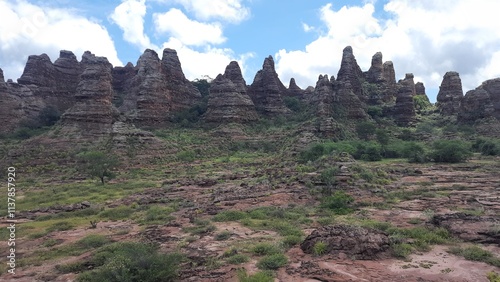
[431,213,500,244]
[364,52,398,104]
[204,61,258,123]
[0,68,4,83]
[436,72,463,115]
[248,56,291,116]
[60,51,118,135]
[392,76,416,126]
[334,80,368,120]
[337,46,365,100]
[415,82,426,96]
[301,224,390,260]
[458,78,500,123]
[286,78,305,99]
[162,48,202,112]
[117,48,201,127]
[17,51,82,111]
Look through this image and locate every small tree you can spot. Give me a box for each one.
[77,151,120,184]
[356,121,376,141]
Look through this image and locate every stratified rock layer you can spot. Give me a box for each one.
[60,51,118,135]
[205,61,258,123]
[459,78,500,122]
[301,224,390,260]
[248,56,291,116]
[437,71,463,115]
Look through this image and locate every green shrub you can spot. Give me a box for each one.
[283,96,302,112]
[391,243,413,259]
[251,243,282,256]
[472,138,500,156]
[448,246,500,267]
[77,150,120,184]
[77,242,183,282]
[430,140,472,163]
[256,254,288,270]
[402,142,427,163]
[488,271,500,282]
[319,167,339,188]
[356,121,376,141]
[214,231,233,241]
[312,241,328,256]
[353,142,382,161]
[320,191,354,215]
[76,234,110,249]
[367,106,383,118]
[47,221,74,232]
[143,206,175,223]
[176,150,197,162]
[282,235,302,248]
[38,105,61,126]
[99,206,135,221]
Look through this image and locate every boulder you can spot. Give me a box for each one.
[436,71,463,115]
[204,61,258,123]
[301,224,390,260]
[248,56,291,116]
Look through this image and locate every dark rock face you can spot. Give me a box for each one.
[366,52,384,83]
[286,78,305,99]
[337,46,365,99]
[334,80,368,120]
[204,61,258,123]
[431,213,500,244]
[415,82,426,95]
[393,80,416,126]
[116,48,201,127]
[458,78,500,122]
[0,68,4,83]
[301,224,390,260]
[436,72,463,115]
[60,51,118,134]
[0,80,42,134]
[17,51,82,112]
[248,56,291,116]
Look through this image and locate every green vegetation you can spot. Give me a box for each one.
[448,245,500,267]
[320,191,354,215]
[251,243,282,256]
[256,253,288,270]
[312,241,328,256]
[76,242,183,282]
[430,140,472,163]
[77,150,120,184]
[488,271,500,282]
[473,138,500,156]
[237,269,274,282]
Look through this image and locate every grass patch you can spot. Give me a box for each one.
[183,219,216,235]
[312,241,328,256]
[237,269,274,282]
[256,254,288,270]
[213,210,248,222]
[251,243,282,256]
[226,253,250,264]
[214,230,233,241]
[99,206,136,221]
[448,245,500,267]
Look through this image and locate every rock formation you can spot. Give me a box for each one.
[337,46,365,100]
[392,76,417,126]
[415,82,426,96]
[204,61,258,123]
[364,52,398,104]
[117,48,201,127]
[436,71,464,115]
[286,78,305,99]
[248,56,291,116]
[60,51,118,135]
[17,51,82,111]
[301,224,390,260]
[458,78,500,122]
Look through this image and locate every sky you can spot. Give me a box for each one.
[1,0,500,102]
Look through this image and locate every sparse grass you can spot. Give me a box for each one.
[488,271,500,282]
[183,218,216,235]
[256,253,288,270]
[226,253,250,264]
[448,245,500,267]
[251,243,282,256]
[213,210,248,222]
[282,235,303,248]
[214,231,233,241]
[99,206,136,221]
[237,269,274,282]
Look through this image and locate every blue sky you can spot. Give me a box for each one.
[1,0,500,102]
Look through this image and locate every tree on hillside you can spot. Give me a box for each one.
[77,151,120,184]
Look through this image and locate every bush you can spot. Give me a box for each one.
[77,242,183,282]
[38,105,61,126]
[430,140,472,163]
[77,150,120,184]
[448,245,500,267]
[320,191,354,215]
[402,142,427,163]
[283,96,302,112]
[356,121,376,141]
[282,235,302,248]
[472,138,500,156]
[213,210,248,222]
[256,254,288,270]
[353,142,382,161]
[251,243,282,256]
[312,241,328,256]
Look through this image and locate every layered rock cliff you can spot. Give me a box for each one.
[436,72,463,116]
[205,61,258,123]
[248,56,291,116]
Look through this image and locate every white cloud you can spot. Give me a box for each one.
[153,8,225,46]
[0,0,121,81]
[302,22,313,33]
[110,0,156,51]
[275,1,500,102]
[157,0,250,23]
[161,37,253,81]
